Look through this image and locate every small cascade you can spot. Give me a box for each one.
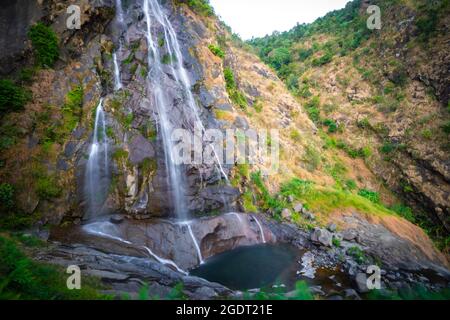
[142,246,187,275]
[187,223,205,264]
[85,99,110,219]
[253,215,266,244]
[113,52,122,90]
[83,222,187,275]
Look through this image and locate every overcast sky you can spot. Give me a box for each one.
[209,0,351,40]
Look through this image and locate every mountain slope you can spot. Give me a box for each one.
[249,0,450,250]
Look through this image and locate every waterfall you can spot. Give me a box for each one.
[143,0,187,219]
[115,0,124,24]
[143,0,230,220]
[146,0,228,182]
[253,215,266,244]
[187,223,205,264]
[142,246,188,275]
[113,52,123,90]
[85,99,110,219]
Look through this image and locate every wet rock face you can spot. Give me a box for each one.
[78,213,274,270]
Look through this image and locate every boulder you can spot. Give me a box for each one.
[342,229,358,241]
[311,228,333,247]
[293,203,303,213]
[281,208,292,220]
[110,214,125,224]
[327,223,337,233]
[355,273,369,293]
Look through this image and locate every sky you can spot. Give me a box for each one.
[209,0,351,40]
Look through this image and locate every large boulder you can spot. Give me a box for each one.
[311,228,333,247]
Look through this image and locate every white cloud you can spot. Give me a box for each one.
[209,0,351,40]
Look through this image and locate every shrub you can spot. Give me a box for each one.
[0,183,15,211]
[312,50,333,67]
[323,118,337,133]
[28,23,59,68]
[442,121,450,134]
[347,246,366,264]
[208,44,225,58]
[180,0,214,16]
[224,67,247,109]
[0,80,30,115]
[304,96,321,123]
[390,204,415,223]
[35,175,61,200]
[358,189,380,204]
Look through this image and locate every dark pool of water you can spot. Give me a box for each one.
[190,243,302,291]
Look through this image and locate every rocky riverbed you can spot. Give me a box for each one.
[31,212,450,300]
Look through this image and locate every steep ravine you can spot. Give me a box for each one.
[0,0,449,299]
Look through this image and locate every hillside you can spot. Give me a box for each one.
[249,0,450,251]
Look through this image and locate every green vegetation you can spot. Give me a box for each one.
[224,67,248,110]
[304,96,321,123]
[367,285,450,300]
[242,281,313,300]
[28,23,59,68]
[0,183,15,211]
[177,0,214,16]
[357,189,380,204]
[0,79,30,116]
[35,174,62,200]
[347,246,366,264]
[208,44,225,58]
[0,235,106,299]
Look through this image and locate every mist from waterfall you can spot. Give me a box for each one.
[85,99,110,219]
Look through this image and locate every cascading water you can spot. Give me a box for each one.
[113,52,123,90]
[113,0,124,90]
[84,99,110,219]
[143,0,229,220]
[146,0,228,182]
[253,215,266,244]
[143,0,187,220]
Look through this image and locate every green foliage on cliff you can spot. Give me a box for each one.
[208,44,225,58]
[28,23,59,68]
[0,235,106,299]
[0,80,30,116]
[176,0,214,16]
[224,67,248,110]
[0,183,14,211]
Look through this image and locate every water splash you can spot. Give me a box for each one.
[85,99,110,219]
[253,215,266,244]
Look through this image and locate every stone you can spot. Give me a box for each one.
[233,116,249,130]
[355,273,369,293]
[293,203,303,213]
[344,289,361,300]
[342,229,358,241]
[128,134,155,165]
[281,208,292,220]
[327,223,337,232]
[310,228,333,247]
[304,212,316,220]
[110,214,125,224]
[216,103,233,111]
[287,195,294,203]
